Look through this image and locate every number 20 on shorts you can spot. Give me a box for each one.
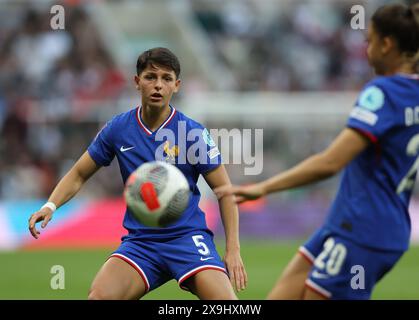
[314,237,347,276]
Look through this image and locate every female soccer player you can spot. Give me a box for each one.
[216,3,419,300]
[28,47,247,300]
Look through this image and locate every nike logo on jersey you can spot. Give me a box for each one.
[200,256,215,261]
[120,146,135,152]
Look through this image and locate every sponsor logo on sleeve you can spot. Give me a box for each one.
[350,107,378,126]
[208,147,221,159]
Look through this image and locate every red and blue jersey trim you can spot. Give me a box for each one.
[136,106,176,135]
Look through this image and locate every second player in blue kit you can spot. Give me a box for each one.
[216,3,419,300]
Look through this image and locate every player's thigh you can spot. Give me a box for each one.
[185,269,237,300]
[267,252,312,300]
[88,257,147,300]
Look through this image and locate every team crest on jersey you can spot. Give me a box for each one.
[163,140,179,162]
[358,86,384,112]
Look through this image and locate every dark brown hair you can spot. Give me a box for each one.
[136,47,181,78]
[372,3,419,56]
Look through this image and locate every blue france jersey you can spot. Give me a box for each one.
[87,106,222,239]
[325,74,419,251]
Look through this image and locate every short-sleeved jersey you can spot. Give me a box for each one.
[325,74,419,251]
[88,106,222,239]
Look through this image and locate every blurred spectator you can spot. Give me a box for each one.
[0,3,125,199]
[193,0,374,91]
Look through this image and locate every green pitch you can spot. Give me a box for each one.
[0,241,418,300]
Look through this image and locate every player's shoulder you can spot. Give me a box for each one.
[356,77,390,112]
[106,107,138,128]
[360,76,393,96]
[363,74,418,92]
[174,107,205,130]
[364,75,389,87]
[358,75,419,112]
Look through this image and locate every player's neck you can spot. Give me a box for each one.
[382,58,416,76]
[141,104,171,132]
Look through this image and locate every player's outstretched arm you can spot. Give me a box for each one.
[204,164,248,292]
[215,128,370,203]
[28,151,100,239]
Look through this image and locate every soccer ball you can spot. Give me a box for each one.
[124,161,190,228]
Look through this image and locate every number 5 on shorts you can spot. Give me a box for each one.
[192,235,210,256]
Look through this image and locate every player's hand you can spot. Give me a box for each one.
[223,249,247,292]
[215,183,266,204]
[28,208,53,239]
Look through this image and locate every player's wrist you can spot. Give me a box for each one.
[225,241,240,252]
[259,182,269,196]
[41,201,57,213]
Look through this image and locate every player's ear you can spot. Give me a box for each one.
[173,79,181,93]
[381,36,394,55]
[134,75,140,90]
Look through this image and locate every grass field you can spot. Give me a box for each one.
[0,241,418,300]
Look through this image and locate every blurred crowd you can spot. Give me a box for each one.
[0,0,398,200]
[192,0,376,91]
[0,4,125,199]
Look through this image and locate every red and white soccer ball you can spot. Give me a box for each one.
[124,161,190,228]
